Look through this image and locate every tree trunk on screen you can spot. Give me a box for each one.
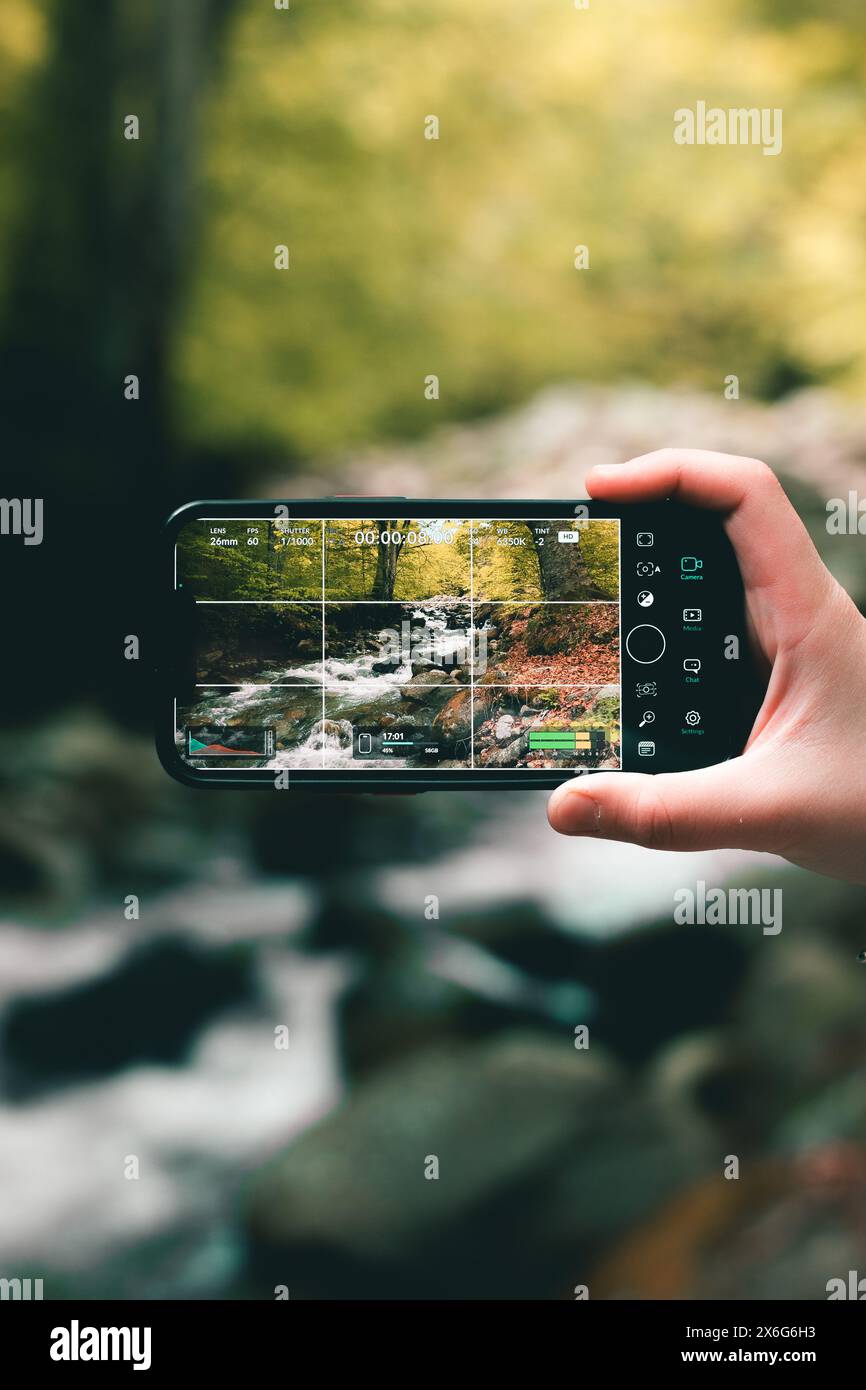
[530,523,601,600]
[371,520,408,600]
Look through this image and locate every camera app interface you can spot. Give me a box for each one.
[173,516,621,773]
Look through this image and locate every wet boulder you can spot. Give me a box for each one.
[400,670,448,704]
[480,732,529,766]
[308,718,353,749]
[432,689,473,745]
[243,1030,715,1300]
[245,1033,621,1298]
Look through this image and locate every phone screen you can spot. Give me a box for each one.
[161,501,757,786]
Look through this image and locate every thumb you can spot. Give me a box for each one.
[547,758,788,855]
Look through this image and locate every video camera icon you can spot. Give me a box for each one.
[681,556,703,573]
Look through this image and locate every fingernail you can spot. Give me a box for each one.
[549,786,601,835]
[588,464,619,477]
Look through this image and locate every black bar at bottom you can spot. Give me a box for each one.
[2,1298,862,1376]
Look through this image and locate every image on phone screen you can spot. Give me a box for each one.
[170,511,621,776]
[159,501,758,788]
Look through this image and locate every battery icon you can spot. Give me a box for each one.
[358,733,373,754]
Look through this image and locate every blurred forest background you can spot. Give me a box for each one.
[4,0,866,500]
[2,0,866,1300]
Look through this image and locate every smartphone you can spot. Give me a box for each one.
[156,498,762,790]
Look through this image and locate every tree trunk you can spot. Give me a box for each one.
[0,0,243,724]
[0,0,242,505]
[529,524,602,600]
[371,520,407,600]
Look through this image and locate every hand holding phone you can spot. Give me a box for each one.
[158,493,760,789]
[548,450,866,885]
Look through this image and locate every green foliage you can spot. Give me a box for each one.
[576,524,619,598]
[325,519,471,600]
[473,520,618,600]
[592,695,621,725]
[177,519,323,599]
[3,0,866,470]
[198,599,319,666]
[473,521,542,601]
[169,0,866,457]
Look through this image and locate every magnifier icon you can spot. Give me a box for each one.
[639,710,655,728]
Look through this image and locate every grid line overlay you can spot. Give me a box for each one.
[177,516,622,772]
